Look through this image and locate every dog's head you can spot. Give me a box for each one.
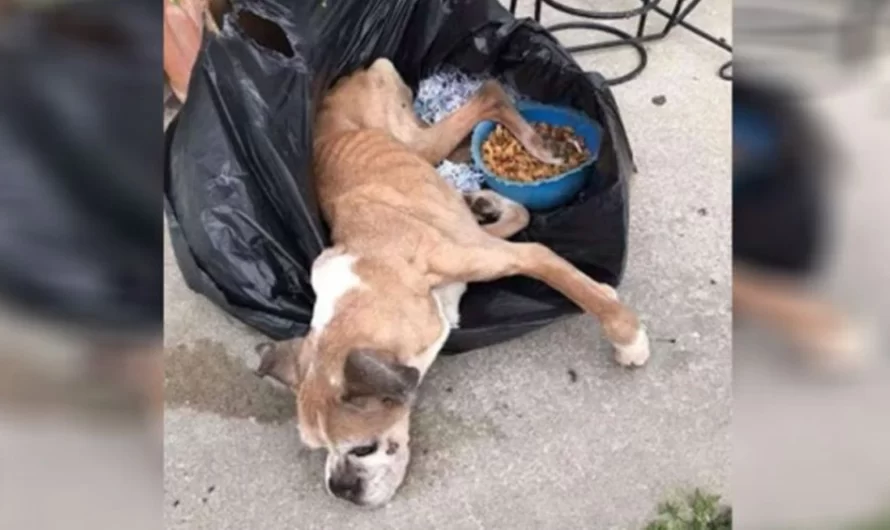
[257,341,420,507]
[256,250,449,507]
[318,349,417,508]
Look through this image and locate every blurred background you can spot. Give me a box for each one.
[733,0,890,528]
[0,0,161,529]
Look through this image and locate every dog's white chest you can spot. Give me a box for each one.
[435,282,466,329]
[409,283,466,378]
[310,252,362,332]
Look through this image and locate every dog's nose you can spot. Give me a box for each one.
[328,475,363,502]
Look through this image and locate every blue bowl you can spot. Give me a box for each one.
[471,101,602,211]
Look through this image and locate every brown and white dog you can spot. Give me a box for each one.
[254,58,650,507]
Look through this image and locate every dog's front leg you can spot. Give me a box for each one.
[412,81,559,166]
[430,241,649,366]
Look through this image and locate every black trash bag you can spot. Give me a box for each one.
[165,0,635,353]
[733,72,832,276]
[0,0,161,335]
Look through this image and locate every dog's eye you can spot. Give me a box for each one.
[349,442,378,457]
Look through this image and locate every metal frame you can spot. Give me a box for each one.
[509,0,733,85]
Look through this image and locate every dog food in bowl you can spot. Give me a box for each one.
[481,123,591,182]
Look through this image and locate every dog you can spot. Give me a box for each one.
[254,58,650,507]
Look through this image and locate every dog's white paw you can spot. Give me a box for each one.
[803,318,877,375]
[614,327,650,367]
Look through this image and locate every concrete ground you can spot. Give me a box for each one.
[163,1,732,528]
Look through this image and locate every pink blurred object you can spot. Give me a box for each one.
[163,0,207,102]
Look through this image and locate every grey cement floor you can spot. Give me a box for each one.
[163,1,732,528]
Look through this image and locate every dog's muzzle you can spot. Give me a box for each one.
[328,474,364,504]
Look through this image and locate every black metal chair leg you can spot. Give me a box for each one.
[719,60,732,80]
[527,0,732,83]
[549,22,648,85]
[636,0,650,38]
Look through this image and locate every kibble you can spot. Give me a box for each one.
[482,122,590,182]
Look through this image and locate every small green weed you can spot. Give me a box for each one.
[849,508,890,530]
[644,489,732,530]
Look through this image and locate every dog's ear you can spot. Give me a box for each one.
[254,341,298,390]
[343,348,419,403]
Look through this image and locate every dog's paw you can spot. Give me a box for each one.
[614,327,650,368]
[800,318,877,376]
[464,194,501,225]
[521,132,564,166]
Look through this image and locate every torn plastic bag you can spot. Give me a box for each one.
[164,0,636,353]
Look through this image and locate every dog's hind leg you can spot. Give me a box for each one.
[411,81,560,166]
[463,190,530,239]
[733,267,872,373]
[445,139,472,164]
[429,240,647,367]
